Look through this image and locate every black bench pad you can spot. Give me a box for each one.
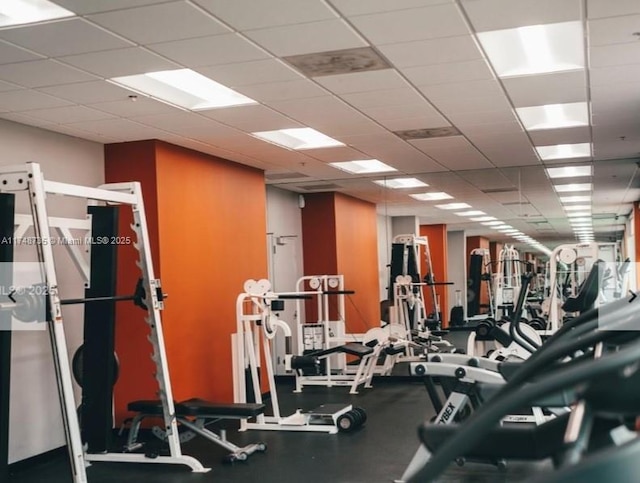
[341,342,374,357]
[127,399,265,418]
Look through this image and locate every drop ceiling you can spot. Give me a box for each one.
[0,0,639,252]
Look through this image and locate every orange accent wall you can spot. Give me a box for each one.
[419,224,449,327]
[301,193,379,332]
[467,236,490,312]
[105,140,268,422]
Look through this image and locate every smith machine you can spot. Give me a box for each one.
[0,163,208,483]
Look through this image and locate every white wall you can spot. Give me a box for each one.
[447,231,467,317]
[1,120,104,463]
[265,187,304,372]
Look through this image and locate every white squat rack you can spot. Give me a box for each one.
[0,163,208,483]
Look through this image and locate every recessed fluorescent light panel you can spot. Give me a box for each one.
[546,165,592,179]
[455,210,486,217]
[566,211,592,218]
[0,0,74,27]
[536,143,591,160]
[374,178,427,189]
[516,102,589,131]
[110,69,256,111]
[470,216,497,222]
[476,21,584,78]
[435,202,472,210]
[570,218,592,223]
[564,204,591,211]
[410,192,453,201]
[554,183,592,193]
[330,159,396,174]
[254,127,344,150]
[482,221,505,226]
[560,195,591,203]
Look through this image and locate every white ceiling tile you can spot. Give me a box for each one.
[502,71,587,106]
[0,19,132,57]
[18,105,116,124]
[460,0,581,32]
[196,59,302,87]
[43,123,117,142]
[0,40,44,65]
[87,2,231,44]
[0,80,21,93]
[409,136,493,170]
[332,0,452,17]
[38,81,136,104]
[60,47,179,78]
[313,116,387,137]
[244,19,366,57]
[459,120,523,135]
[193,0,336,30]
[315,69,408,94]
[65,118,166,141]
[52,0,172,14]
[589,64,640,86]
[448,109,519,126]
[377,115,450,131]
[199,104,302,132]
[0,112,54,128]
[0,90,72,112]
[589,15,640,46]
[89,97,178,117]
[378,35,482,68]
[235,79,327,102]
[132,111,230,131]
[434,94,511,114]
[349,4,468,44]
[148,33,269,67]
[587,0,640,19]
[590,42,640,68]
[341,88,424,109]
[0,60,96,88]
[402,59,494,86]
[419,79,504,101]
[360,101,441,121]
[529,126,591,146]
[303,146,368,163]
[465,130,532,147]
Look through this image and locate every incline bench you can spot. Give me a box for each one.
[126,398,266,463]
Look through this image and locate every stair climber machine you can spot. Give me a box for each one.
[397,270,579,482]
[233,279,367,434]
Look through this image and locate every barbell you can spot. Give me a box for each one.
[2,278,157,322]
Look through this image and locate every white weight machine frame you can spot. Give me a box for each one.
[292,274,390,394]
[233,279,353,433]
[493,244,523,320]
[0,163,208,483]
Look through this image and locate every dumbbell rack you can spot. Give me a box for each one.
[0,163,207,483]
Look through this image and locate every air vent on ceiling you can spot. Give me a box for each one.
[283,47,390,77]
[502,201,532,206]
[394,127,461,140]
[300,183,341,191]
[481,187,518,194]
[265,172,309,181]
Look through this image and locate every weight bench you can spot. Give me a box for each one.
[126,398,266,463]
[291,342,379,394]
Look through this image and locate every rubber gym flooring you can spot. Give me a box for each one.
[8,377,551,483]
